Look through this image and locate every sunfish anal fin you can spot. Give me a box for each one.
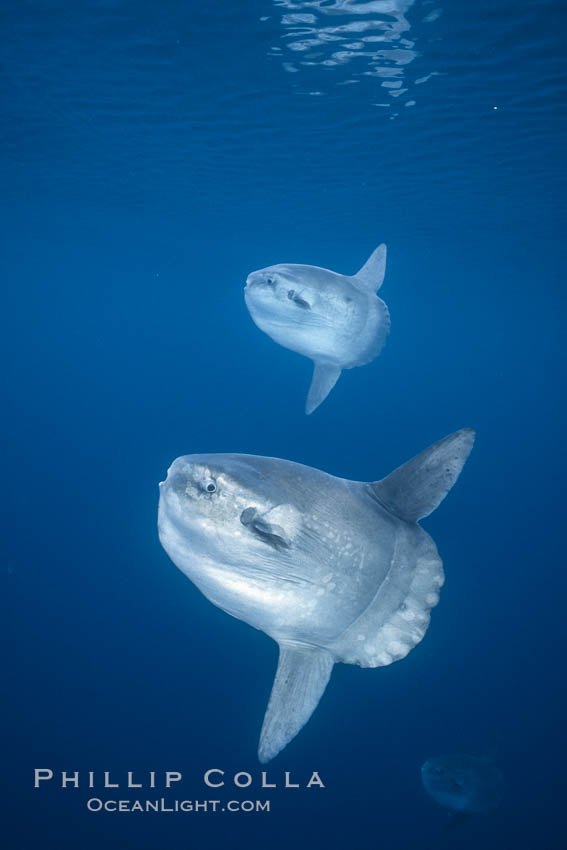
[445,811,471,831]
[306,362,341,415]
[258,643,334,763]
[370,428,475,523]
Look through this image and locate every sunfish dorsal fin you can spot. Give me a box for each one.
[370,429,475,523]
[354,243,387,292]
[258,643,334,763]
[306,362,341,414]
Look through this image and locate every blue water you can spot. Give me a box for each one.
[2,1,565,848]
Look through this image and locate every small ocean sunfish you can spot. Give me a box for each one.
[244,244,389,414]
[422,754,504,816]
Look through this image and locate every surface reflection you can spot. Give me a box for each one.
[271,0,442,103]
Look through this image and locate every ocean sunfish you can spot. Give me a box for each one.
[244,244,389,414]
[422,755,504,816]
[158,429,474,762]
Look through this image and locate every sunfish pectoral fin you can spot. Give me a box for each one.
[370,428,475,523]
[306,362,341,415]
[251,517,290,548]
[354,243,387,292]
[240,504,302,548]
[258,643,334,763]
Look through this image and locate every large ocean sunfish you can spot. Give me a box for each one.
[158,429,474,762]
[244,244,389,414]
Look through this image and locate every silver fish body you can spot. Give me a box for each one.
[158,429,475,761]
[244,245,390,413]
[422,754,504,814]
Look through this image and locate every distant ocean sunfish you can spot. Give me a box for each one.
[158,429,474,762]
[244,244,389,414]
[422,755,504,816]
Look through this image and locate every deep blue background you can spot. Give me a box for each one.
[1,1,566,848]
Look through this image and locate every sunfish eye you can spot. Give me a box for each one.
[266,276,275,286]
[287,289,295,299]
[202,478,217,493]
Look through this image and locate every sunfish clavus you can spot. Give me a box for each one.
[244,244,389,414]
[158,429,474,762]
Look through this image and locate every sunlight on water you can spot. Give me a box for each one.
[1,0,563,211]
[269,0,442,104]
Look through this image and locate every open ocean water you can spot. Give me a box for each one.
[1,1,566,848]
